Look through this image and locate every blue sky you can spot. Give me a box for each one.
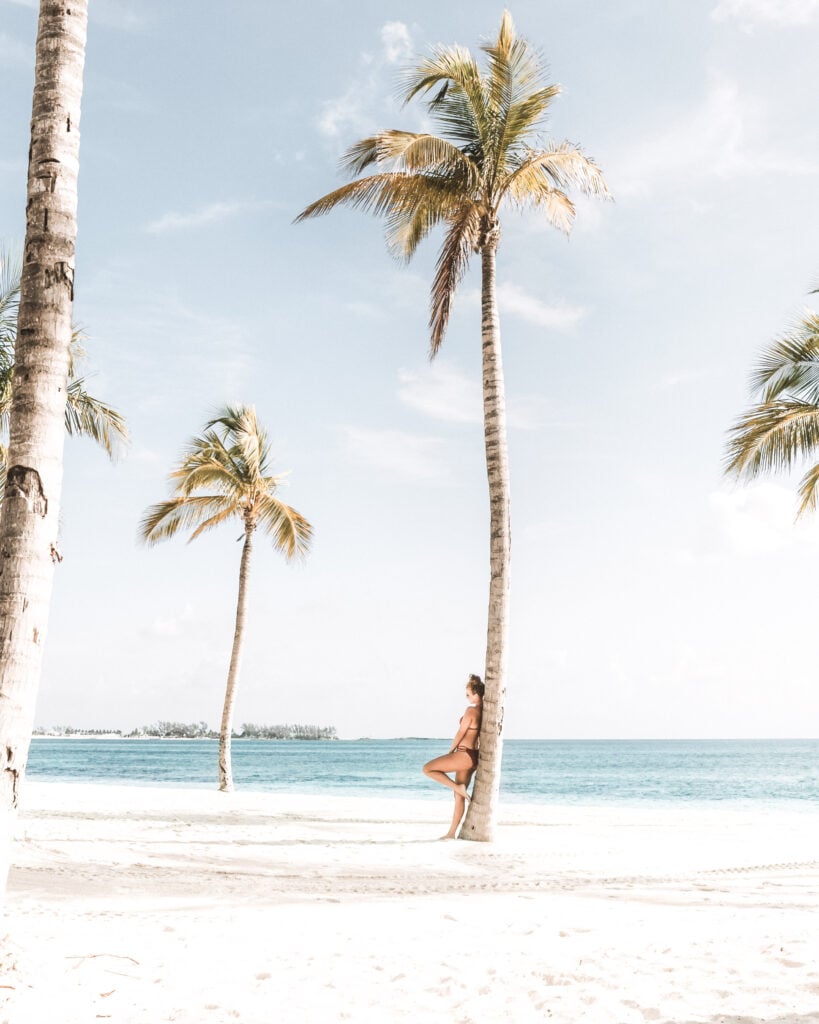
[2,0,819,738]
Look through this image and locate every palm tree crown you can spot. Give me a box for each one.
[726,311,819,516]
[297,10,609,353]
[139,404,312,554]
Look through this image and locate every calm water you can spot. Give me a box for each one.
[26,738,819,806]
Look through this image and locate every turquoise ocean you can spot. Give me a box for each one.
[26,738,819,806]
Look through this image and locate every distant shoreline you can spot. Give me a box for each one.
[30,734,341,741]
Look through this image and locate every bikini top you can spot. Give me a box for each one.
[460,706,480,732]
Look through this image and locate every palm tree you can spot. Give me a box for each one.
[0,0,89,894]
[139,405,312,792]
[0,247,129,494]
[297,11,609,840]
[726,310,819,514]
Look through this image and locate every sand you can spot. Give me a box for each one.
[1,782,818,1024]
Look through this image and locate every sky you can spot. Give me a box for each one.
[2,0,819,739]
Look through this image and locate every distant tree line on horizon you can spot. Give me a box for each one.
[33,722,337,740]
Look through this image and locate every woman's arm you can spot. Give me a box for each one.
[449,708,477,751]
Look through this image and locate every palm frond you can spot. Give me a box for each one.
[188,504,242,542]
[203,406,272,487]
[750,313,819,403]
[504,164,575,232]
[725,400,819,479]
[385,198,448,262]
[430,203,482,355]
[236,408,269,483]
[797,461,819,516]
[296,172,460,227]
[503,143,610,202]
[139,494,239,546]
[64,377,129,459]
[256,492,313,560]
[401,45,489,145]
[481,13,561,186]
[343,131,478,182]
[0,244,21,353]
[170,458,246,497]
[175,426,248,491]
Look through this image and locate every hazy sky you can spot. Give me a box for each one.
[2,0,819,739]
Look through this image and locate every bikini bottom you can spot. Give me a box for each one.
[455,746,478,768]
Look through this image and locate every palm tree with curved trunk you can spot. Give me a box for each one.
[139,405,312,792]
[726,310,819,514]
[0,1,89,899]
[297,11,609,840]
[0,246,128,493]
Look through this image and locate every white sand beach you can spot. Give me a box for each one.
[2,782,818,1024]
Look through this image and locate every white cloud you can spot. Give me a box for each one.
[615,77,819,195]
[496,282,585,330]
[397,361,548,431]
[381,21,412,63]
[710,482,819,555]
[145,200,265,235]
[317,22,417,141]
[317,86,372,140]
[398,363,481,424]
[144,605,195,639]
[341,426,450,480]
[463,282,584,330]
[712,0,819,27]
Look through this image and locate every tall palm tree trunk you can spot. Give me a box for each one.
[461,227,511,843]
[0,1,88,891]
[218,523,255,792]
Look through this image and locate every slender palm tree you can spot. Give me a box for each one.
[0,0,89,895]
[726,310,819,513]
[139,405,312,792]
[0,252,129,492]
[297,11,609,840]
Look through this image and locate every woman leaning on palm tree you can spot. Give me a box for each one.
[297,11,609,840]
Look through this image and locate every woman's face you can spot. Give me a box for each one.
[466,685,477,703]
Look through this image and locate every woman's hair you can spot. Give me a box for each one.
[467,674,485,698]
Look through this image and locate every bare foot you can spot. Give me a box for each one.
[455,784,471,803]
[438,833,457,841]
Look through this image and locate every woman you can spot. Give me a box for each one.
[423,674,484,839]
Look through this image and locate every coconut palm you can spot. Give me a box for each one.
[726,310,819,514]
[297,10,609,840]
[0,250,129,492]
[0,0,89,895]
[139,405,312,792]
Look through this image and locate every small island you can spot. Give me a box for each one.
[32,721,338,740]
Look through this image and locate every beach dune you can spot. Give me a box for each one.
[2,782,818,1023]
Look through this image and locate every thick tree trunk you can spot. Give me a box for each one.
[460,230,511,843]
[0,1,89,890]
[218,524,254,792]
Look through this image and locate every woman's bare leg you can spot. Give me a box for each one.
[423,752,471,802]
[443,769,473,839]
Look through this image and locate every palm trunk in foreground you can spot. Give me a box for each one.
[0,1,89,890]
[218,523,255,792]
[460,228,511,843]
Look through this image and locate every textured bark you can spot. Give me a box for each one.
[218,524,255,792]
[460,228,511,843]
[0,1,89,888]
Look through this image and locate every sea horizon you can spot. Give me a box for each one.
[26,736,819,807]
